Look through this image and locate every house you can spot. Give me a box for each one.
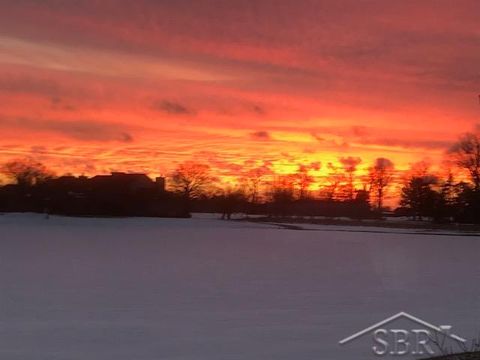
[0,172,187,217]
[90,172,165,194]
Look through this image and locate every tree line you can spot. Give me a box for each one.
[1,132,480,222]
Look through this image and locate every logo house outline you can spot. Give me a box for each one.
[339,311,467,345]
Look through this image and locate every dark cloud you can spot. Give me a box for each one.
[297,161,322,172]
[250,104,266,115]
[309,132,350,149]
[351,126,369,137]
[0,75,60,95]
[50,97,77,112]
[153,100,193,115]
[0,75,67,105]
[0,74,88,99]
[0,116,134,143]
[250,131,271,140]
[50,96,62,105]
[30,145,47,154]
[339,156,362,172]
[309,161,322,171]
[118,132,134,142]
[310,132,326,142]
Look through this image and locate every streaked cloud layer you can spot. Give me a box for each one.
[0,0,479,179]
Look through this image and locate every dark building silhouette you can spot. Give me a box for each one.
[0,172,378,219]
[0,172,189,218]
[90,172,165,193]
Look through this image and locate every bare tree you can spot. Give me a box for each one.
[294,164,314,199]
[1,158,54,187]
[268,175,295,217]
[217,186,246,220]
[369,157,394,210]
[449,132,480,190]
[339,156,362,200]
[241,167,270,204]
[320,162,343,200]
[170,161,213,200]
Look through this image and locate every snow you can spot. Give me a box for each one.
[1,213,480,359]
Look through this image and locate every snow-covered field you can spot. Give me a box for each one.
[1,213,480,360]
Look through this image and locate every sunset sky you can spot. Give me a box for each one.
[1,1,479,188]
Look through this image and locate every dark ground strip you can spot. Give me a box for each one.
[241,218,480,237]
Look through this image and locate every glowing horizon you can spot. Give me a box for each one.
[1,1,479,200]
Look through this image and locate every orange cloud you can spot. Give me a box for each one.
[0,0,478,189]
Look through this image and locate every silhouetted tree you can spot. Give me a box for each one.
[431,172,459,223]
[368,158,394,210]
[320,162,344,200]
[449,132,480,190]
[171,162,214,215]
[218,188,246,220]
[1,158,54,187]
[269,175,295,216]
[400,175,438,220]
[339,156,362,200]
[351,189,372,219]
[241,166,269,204]
[294,164,314,199]
[455,182,480,223]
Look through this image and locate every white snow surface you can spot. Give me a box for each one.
[1,213,480,360]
